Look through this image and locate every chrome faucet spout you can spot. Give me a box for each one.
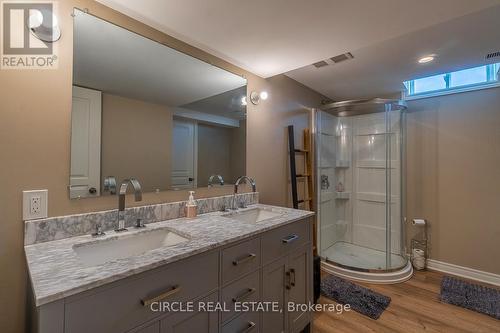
[116,178,142,232]
[234,176,257,193]
[232,176,257,210]
[208,174,225,187]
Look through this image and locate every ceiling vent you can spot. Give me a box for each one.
[313,60,329,68]
[486,51,500,59]
[330,52,354,63]
[312,52,354,69]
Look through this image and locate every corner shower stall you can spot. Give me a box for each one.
[314,99,412,283]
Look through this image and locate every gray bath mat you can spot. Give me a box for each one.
[440,276,500,319]
[320,275,391,319]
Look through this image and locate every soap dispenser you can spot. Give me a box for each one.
[185,191,197,218]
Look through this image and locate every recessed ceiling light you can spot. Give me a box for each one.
[418,56,435,64]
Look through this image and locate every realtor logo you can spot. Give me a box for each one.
[1,1,58,69]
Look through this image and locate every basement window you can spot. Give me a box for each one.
[404,63,500,99]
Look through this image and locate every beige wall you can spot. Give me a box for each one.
[230,120,247,182]
[101,93,172,192]
[247,75,324,207]
[406,87,500,275]
[197,123,232,186]
[197,122,247,186]
[0,1,323,332]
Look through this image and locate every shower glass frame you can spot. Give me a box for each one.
[314,99,408,273]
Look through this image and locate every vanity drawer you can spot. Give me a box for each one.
[64,251,218,333]
[222,238,260,285]
[221,270,260,323]
[262,219,310,265]
[222,311,260,333]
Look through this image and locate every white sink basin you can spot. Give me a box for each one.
[223,208,282,224]
[73,229,188,267]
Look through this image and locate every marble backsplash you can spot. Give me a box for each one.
[24,192,259,245]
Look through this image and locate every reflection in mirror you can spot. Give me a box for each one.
[70,9,247,199]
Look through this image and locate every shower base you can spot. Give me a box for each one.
[321,242,413,284]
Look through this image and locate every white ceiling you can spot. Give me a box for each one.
[286,5,500,100]
[73,9,246,107]
[96,0,499,79]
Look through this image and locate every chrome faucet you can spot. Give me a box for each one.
[232,176,256,210]
[116,178,142,232]
[208,174,224,187]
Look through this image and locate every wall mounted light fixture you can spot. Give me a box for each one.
[250,91,269,105]
[28,8,61,42]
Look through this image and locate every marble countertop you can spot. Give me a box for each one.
[25,204,314,306]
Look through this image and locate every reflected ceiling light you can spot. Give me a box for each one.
[418,55,435,64]
[250,91,269,105]
[28,8,61,42]
[241,96,247,106]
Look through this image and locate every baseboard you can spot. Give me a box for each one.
[426,259,500,287]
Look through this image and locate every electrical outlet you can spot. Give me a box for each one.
[30,196,41,215]
[23,190,48,220]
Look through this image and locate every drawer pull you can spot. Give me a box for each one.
[239,321,256,333]
[290,268,296,287]
[141,285,181,307]
[232,253,256,266]
[282,234,299,244]
[232,288,256,303]
[285,270,291,290]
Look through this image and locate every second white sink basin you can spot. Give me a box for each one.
[73,228,188,267]
[223,208,282,224]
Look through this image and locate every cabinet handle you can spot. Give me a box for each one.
[285,271,291,290]
[282,234,299,244]
[141,285,181,307]
[239,321,256,333]
[233,253,256,266]
[290,268,296,287]
[232,288,256,303]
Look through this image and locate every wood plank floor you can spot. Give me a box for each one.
[312,270,500,333]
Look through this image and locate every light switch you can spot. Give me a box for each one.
[23,190,48,220]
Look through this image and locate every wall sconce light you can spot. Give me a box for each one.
[28,8,61,42]
[250,91,269,105]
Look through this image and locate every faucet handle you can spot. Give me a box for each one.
[135,218,146,228]
[92,223,105,237]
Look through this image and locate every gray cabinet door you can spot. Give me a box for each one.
[160,293,218,333]
[287,244,311,333]
[262,256,288,333]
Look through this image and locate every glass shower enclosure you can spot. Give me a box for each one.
[315,99,411,281]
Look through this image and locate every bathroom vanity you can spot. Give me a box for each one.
[25,195,314,333]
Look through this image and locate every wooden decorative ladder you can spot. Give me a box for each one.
[288,125,317,254]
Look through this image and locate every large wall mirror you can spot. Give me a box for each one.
[70,9,247,199]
